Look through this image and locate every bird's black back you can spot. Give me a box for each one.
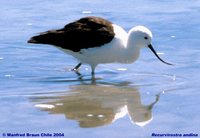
[28,16,115,52]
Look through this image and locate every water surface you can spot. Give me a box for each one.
[1,0,200,137]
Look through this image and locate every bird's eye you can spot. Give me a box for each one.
[144,36,148,39]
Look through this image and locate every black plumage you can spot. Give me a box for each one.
[28,16,115,52]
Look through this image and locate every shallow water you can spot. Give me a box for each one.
[1,0,200,138]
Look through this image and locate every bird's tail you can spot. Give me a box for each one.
[27,30,60,45]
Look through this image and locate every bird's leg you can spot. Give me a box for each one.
[91,65,96,76]
[92,70,95,76]
[72,63,83,80]
[72,62,82,71]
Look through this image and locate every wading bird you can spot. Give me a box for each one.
[28,16,173,75]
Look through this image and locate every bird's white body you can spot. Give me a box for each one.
[28,16,172,75]
[59,24,151,70]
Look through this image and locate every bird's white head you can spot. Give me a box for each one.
[128,25,173,65]
[128,25,153,48]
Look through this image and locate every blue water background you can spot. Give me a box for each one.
[0,0,200,137]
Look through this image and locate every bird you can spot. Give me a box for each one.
[28,16,173,75]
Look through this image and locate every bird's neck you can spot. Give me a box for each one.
[121,39,140,63]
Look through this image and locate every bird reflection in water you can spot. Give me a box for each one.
[31,82,160,128]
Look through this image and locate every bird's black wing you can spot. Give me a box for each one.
[28,17,115,52]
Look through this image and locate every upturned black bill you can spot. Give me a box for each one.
[148,44,173,65]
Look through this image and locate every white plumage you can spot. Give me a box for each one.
[28,17,172,75]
